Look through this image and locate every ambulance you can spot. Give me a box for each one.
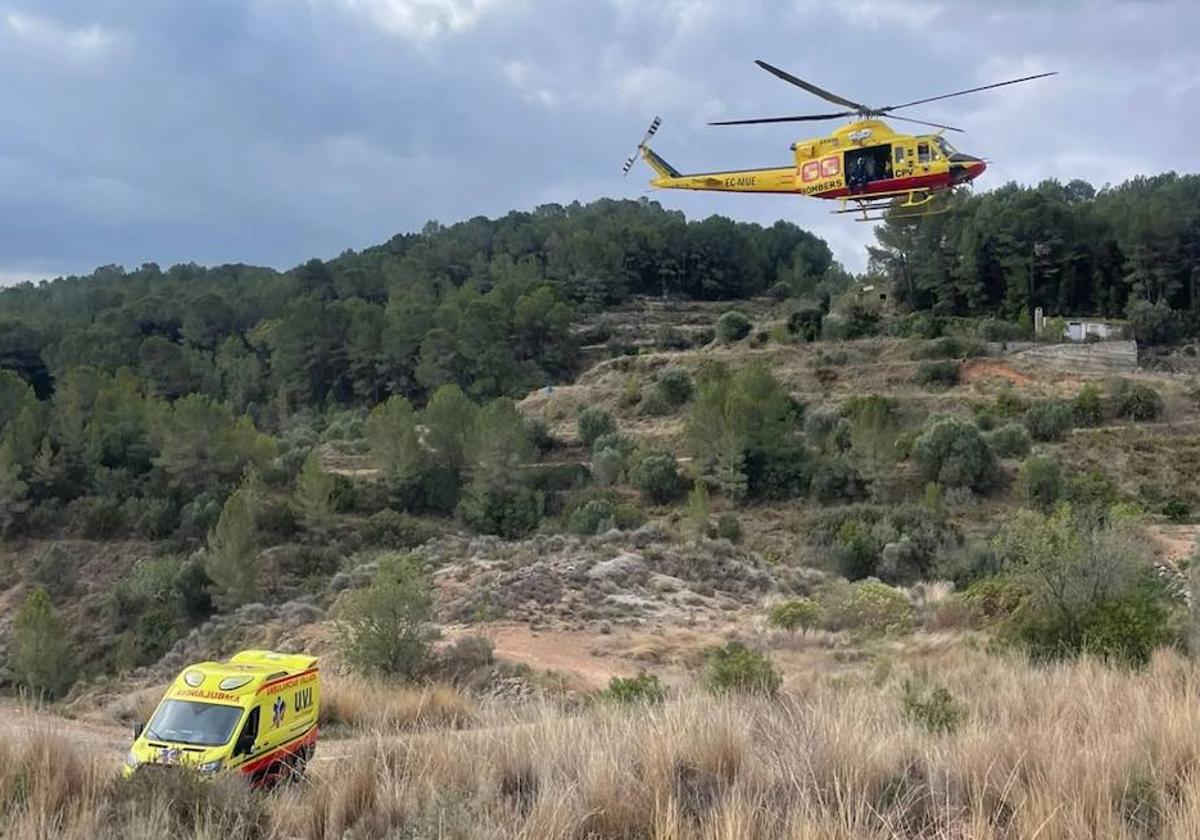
[125,650,319,786]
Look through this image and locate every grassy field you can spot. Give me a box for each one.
[8,648,1200,839]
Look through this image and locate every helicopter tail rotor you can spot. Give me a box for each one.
[622,116,663,176]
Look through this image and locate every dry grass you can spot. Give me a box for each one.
[319,675,477,732]
[13,648,1200,838]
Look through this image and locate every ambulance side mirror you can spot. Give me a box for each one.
[133,722,144,740]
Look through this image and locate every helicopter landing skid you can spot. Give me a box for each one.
[834,189,946,222]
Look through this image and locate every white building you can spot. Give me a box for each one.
[1064,321,1121,342]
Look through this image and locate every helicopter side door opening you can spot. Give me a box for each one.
[845,144,893,193]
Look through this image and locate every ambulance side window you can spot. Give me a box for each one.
[235,706,260,756]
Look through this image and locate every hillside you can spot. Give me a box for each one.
[3,184,1200,838]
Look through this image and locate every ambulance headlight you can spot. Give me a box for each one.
[197,760,223,774]
[125,751,139,769]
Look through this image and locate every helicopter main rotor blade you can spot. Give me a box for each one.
[754,60,869,111]
[880,71,1057,113]
[886,114,965,133]
[709,111,855,126]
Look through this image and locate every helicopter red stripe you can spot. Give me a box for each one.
[812,172,954,199]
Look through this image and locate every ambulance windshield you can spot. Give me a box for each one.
[146,699,243,747]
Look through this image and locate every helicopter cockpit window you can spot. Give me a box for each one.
[917,142,931,164]
[935,137,958,158]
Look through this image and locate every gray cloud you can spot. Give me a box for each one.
[1,0,1196,282]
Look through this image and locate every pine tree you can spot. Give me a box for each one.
[684,478,711,541]
[205,471,262,610]
[11,587,75,698]
[292,451,336,531]
[0,439,28,536]
[365,395,426,487]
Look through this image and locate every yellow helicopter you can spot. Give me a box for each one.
[623,61,1055,221]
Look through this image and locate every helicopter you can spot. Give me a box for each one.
[623,61,1055,221]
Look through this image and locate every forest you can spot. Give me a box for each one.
[1,175,1197,559]
[870,172,1200,324]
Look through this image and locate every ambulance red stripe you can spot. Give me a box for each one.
[239,724,318,780]
[256,667,318,694]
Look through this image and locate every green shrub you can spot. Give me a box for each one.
[630,449,682,505]
[911,336,984,360]
[715,311,752,343]
[1127,299,1181,346]
[612,502,645,530]
[767,281,792,301]
[618,376,641,408]
[993,506,1181,665]
[767,598,820,634]
[592,448,626,487]
[811,456,868,504]
[962,577,1026,623]
[366,510,437,549]
[336,554,434,679]
[1011,579,1176,667]
[911,417,996,492]
[525,417,556,453]
[703,642,781,696]
[655,324,692,351]
[987,423,1032,458]
[804,408,842,451]
[1018,456,1063,511]
[892,311,945,339]
[715,513,742,542]
[817,580,915,636]
[656,369,694,407]
[22,544,77,596]
[524,463,591,498]
[602,672,666,705]
[1114,381,1164,422]
[1073,384,1104,427]
[458,485,541,538]
[915,360,960,388]
[1163,498,1190,522]
[562,490,644,534]
[578,407,617,448]
[824,302,881,340]
[841,394,899,462]
[787,307,823,342]
[981,318,1032,342]
[831,519,880,580]
[1023,400,1073,442]
[592,432,635,458]
[901,679,964,735]
[639,390,672,417]
[994,385,1029,418]
[1065,470,1118,510]
[566,498,619,535]
[430,634,495,685]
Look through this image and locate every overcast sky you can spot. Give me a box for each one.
[2,0,1197,284]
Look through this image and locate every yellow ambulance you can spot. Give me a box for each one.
[125,649,319,787]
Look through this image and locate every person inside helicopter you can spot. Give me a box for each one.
[845,145,893,193]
